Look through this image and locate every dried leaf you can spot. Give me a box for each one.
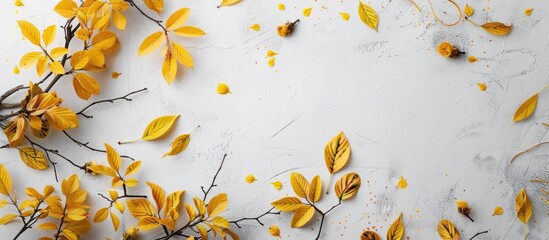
[513,93,538,122]
[163,134,190,157]
[271,197,303,212]
[121,115,179,143]
[290,172,310,198]
[127,199,156,218]
[361,231,381,240]
[0,164,12,196]
[492,206,503,216]
[278,3,285,10]
[387,213,404,240]
[481,22,512,35]
[477,83,487,92]
[44,107,78,130]
[307,175,322,203]
[291,205,315,228]
[334,172,361,200]
[269,225,281,237]
[111,72,122,79]
[15,0,24,7]
[339,12,350,21]
[249,24,260,31]
[516,188,532,224]
[358,1,379,31]
[437,219,460,240]
[267,50,278,57]
[397,176,407,189]
[271,181,282,190]
[245,175,256,183]
[303,7,312,17]
[524,8,533,16]
[468,55,478,63]
[217,83,231,95]
[217,0,242,8]
[18,146,49,170]
[268,57,275,67]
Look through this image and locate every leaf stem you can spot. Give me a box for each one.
[427,0,462,27]
[511,141,549,163]
[325,174,333,194]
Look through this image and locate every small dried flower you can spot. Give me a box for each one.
[123,226,139,240]
[277,19,300,37]
[437,42,464,58]
[477,83,487,91]
[84,161,96,174]
[246,174,256,183]
[269,225,281,237]
[456,200,474,222]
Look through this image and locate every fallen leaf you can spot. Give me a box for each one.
[339,12,350,21]
[119,115,180,144]
[268,57,275,67]
[269,225,281,237]
[513,93,538,122]
[271,181,283,190]
[386,213,404,240]
[477,83,487,91]
[18,146,49,170]
[13,66,20,74]
[516,188,532,224]
[246,175,256,183]
[217,0,242,8]
[437,220,460,240]
[303,7,312,17]
[524,8,533,16]
[112,72,122,79]
[361,231,381,240]
[217,83,231,95]
[249,24,260,31]
[492,206,503,216]
[358,1,379,31]
[468,55,478,63]
[325,131,351,191]
[278,3,285,10]
[163,134,190,157]
[334,172,361,200]
[464,4,474,17]
[14,0,24,7]
[481,22,512,35]
[397,176,407,189]
[267,50,278,57]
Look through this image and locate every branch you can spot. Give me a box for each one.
[44,18,80,92]
[229,207,281,228]
[25,136,86,175]
[125,0,167,32]
[63,130,135,160]
[469,230,488,240]
[76,88,148,118]
[0,85,27,105]
[201,154,228,202]
[313,201,342,240]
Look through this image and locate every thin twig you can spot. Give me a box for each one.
[62,130,135,160]
[469,230,488,240]
[76,88,148,118]
[229,207,281,228]
[25,136,86,171]
[201,154,228,202]
[511,141,549,162]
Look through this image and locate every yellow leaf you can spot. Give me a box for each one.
[125,178,138,187]
[358,1,379,31]
[290,172,309,198]
[127,199,156,218]
[49,61,65,74]
[125,160,141,176]
[361,231,381,240]
[308,175,322,203]
[54,0,78,18]
[325,131,351,189]
[42,25,56,46]
[163,134,191,157]
[165,8,190,30]
[17,20,41,46]
[269,225,281,237]
[94,207,109,222]
[162,53,177,85]
[334,172,361,200]
[0,214,17,225]
[492,206,503,216]
[524,8,533,16]
[278,3,285,10]
[516,188,532,224]
[105,144,121,171]
[477,83,487,92]
[513,93,538,122]
[245,174,256,183]
[271,181,282,190]
[50,47,69,58]
[139,32,165,56]
[15,0,24,7]
[207,193,228,217]
[0,164,12,196]
[217,83,231,95]
[65,219,91,235]
[271,197,303,212]
[193,197,206,217]
[303,7,312,17]
[38,222,57,230]
[197,224,208,240]
[481,22,512,35]
[114,201,125,213]
[112,10,127,30]
[397,176,407,189]
[112,72,122,79]
[36,56,48,77]
[70,51,90,70]
[266,50,278,57]
[291,205,315,228]
[19,51,42,68]
[120,115,179,144]
[184,203,196,221]
[111,211,120,230]
[61,174,79,196]
[468,55,478,63]
[249,24,260,31]
[165,191,184,217]
[87,164,117,178]
[437,219,460,240]
[45,106,78,130]
[4,116,26,147]
[144,0,163,13]
[92,31,118,52]
[217,0,242,8]
[386,213,404,240]
[18,146,48,170]
[173,26,206,38]
[62,229,77,240]
[464,4,474,17]
[172,42,193,68]
[339,12,350,21]
[268,57,275,67]
[147,181,165,211]
[211,216,229,228]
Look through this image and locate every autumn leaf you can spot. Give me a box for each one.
[339,12,350,21]
[361,231,381,240]
[207,193,228,217]
[325,131,351,192]
[271,181,282,190]
[217,0,242,8]
[271,197,303,212]
[94,208,109,222]
[163,134,190,157]
[492,206,503,216]
[165,8,190,30]
[481,22,512,35]
[73,73,100,100]
[127,199,156,218]
[269,225,281,237]
[245,174,256,183]
[17,20,41,46]
[303,7,312,17]
[334,172,361,200]
[18,146,49,170]
[524,8,533,16]
[437,220,460,240]
[0,163,12,196]
[290,172,310,198]
[464,4,474,17]
[387,213,404,240]
[172,42,193,68]
[162,53,177,85]
[358,1,379,31]
[144,0,163,13]
[249,24,260,31]
[0,214,18,225]
[44,106,78,130]
[112,10,127,30]
[513,93,538,122]
[217,83,231,95]
[119,115,179,144]
[173,26,206,38]
[397,176,407,189]
[307,175,322,203]
[291,205,315,228]
[147,181,165,211]
[516,188,532,224]
[42,25,56,46]
[138,32,165,56]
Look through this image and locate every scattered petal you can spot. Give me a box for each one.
[339,12,350,21]
[493,206,503,216]
[477,83,487,92]
[303,7,312,17]
[249,24,260,31]
[13,66,20,74]
[468,55,478,63]
[268,57,275,67]
[524,8,533,16]
[437,42,461,58]
[112,72,122,79]
[397,176,407,189]
[464,4,474,17]
[278,3,285,10]
[246,175,256,183]
[14,0,24,7]
[269,225,281,237]
[267,50,278,57]
[216,83,231,95]
[271,181,282,190]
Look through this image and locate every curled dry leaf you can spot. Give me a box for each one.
[481,22,512,35]
[361,230,381,240]
[119,115,180,144]
[358,1,379,31]
[513,93,538,122]
[387,213,404,240]
[437,219,460,240]
[515,188,532,224]
[334,172,361,200]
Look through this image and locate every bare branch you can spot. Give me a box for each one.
[77,88,148,119]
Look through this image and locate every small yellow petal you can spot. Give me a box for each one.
[13,66,20,74]
[246,175,256,183]
[524,8,533,16]
[269,225,281,237]
[112,72,122,79]
[278,3,285,10]
[492,206,503,216]
[217,83,231,95]
[14,0,24,7]
[268,58,275,67]
[397,176,407,189]
[250,23,260,31]
[266,50,278,58]
[271,181,282,190]
[477,83,487,92]
[303,7,312,17]
[468,55,478,63]
[339,12,350,21]
[464,4,474,17]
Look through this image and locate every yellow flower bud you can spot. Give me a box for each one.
[277,20,300,37]
[269,225,281,237]
[437,41,463,58]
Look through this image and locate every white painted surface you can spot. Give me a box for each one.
[1,0,549,239]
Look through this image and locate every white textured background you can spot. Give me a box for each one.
[1,0,549,239]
